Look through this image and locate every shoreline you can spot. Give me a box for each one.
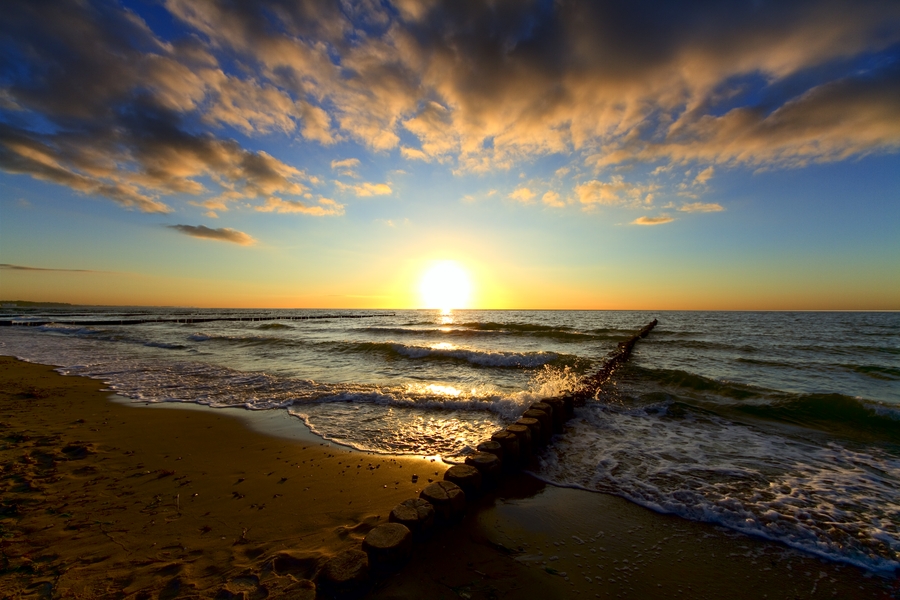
[0,356,895,598]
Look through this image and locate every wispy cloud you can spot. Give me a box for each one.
[330,158,360,177]
[167,225,256,245]
[679,202,724,213]
[632,215,674,226]
[693,167,715,186]
[255,197,344,216]
[335,181,392,197]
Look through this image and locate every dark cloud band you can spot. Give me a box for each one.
[167,225,256,245]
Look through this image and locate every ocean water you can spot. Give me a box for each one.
[1,308,897,574]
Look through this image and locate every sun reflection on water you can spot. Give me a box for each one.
[430,342,456,351]
[424,383,462,397]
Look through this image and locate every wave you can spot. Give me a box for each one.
[735,394,900,442]
[36,323,101,336]
[845,363,900,380]
[188,332,297,347]
[350,341,560,368]
[633,366,763,400]
[357,324,601,342]
[143,341,188,350]
[537,401,900,574]
[628,366,900,442]
[654,338,754,352]
[256,323,293,330]
[456,321,571,332]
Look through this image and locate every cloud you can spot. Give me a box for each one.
[400,146,431,162]
[331,158,360,170]
[330,158,360,177]
[509,187,536,203]
[255,197,344,216]
[542,191,565,208]
[679,202,724,213]
[167,224,256,245]
[2,0,899,213]
[633,215,674,226]
[0,1,320,214]
[575,178,654,207]
[335,181,392,196]
[693,167,714,186]
[0,263,107,273]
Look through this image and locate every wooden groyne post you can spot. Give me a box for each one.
[317,319,659,596]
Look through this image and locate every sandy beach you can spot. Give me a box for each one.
[1,356,895,599]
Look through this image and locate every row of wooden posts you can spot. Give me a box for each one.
[316,320,658,598]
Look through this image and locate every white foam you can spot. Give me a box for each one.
[535,402,900,574]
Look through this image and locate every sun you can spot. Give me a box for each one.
[418,261,472,310]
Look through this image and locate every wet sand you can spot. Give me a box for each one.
[0,356,895,598]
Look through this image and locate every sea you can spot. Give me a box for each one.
[1,308,897,574]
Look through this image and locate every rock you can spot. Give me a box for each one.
[419,481,466,521]
[362,523,413,572]
[464,452,502,488]
[505,424,532,461]
[515,416,543,448]
[476,440,503,463]
[389,498,434,539]
[522,409,551,443]
[319,549,369,598]
[443,464,482,498]
[542,397,566,431]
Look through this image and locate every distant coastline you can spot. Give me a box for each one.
[0,300,74,307]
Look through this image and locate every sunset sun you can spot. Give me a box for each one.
[418,261,472,310]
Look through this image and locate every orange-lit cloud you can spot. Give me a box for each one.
[255,197,344,216]
[509,187,536,203]
[542,191,565,208]
[330,158,360,178]
[575,178,655,207]
[679,202,724,213]
[633,215,674,226]
[335,181,392,197]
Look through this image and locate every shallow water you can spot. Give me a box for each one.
[1,308,897,572]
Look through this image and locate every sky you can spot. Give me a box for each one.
[1,0,898,310]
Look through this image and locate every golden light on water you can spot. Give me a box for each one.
[424,383,462,397]
[418,260,472,310]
